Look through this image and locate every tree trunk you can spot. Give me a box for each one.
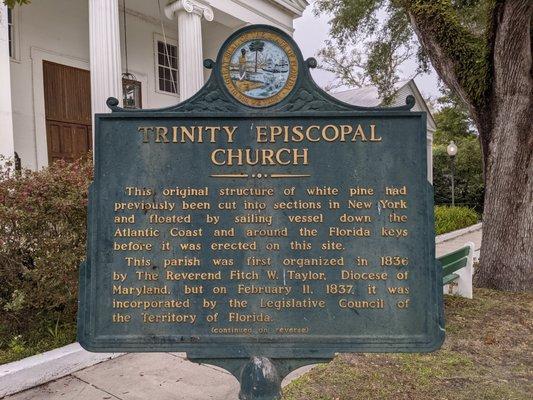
[408,0,532,291]
[474,0,533,291]
[475,106,533,291]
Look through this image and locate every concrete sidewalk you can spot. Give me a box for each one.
[5,353,240,400]
[3,226,482,400]
[3,353,313,400]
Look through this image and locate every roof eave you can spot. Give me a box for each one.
[404,79,437,130]
[267,0,309,17]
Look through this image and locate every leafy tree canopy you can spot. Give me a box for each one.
[315,0,493,105]
[433,88,476,146]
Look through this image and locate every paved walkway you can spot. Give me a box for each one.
[4,227,482,400]
[5,353,240,400]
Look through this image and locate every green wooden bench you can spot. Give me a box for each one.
[437,242,475,299]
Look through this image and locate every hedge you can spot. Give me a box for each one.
[0,157,92,339]
[434,205,479,235]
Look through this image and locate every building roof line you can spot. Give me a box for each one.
[331,79,436,130]
[266,0,309,17]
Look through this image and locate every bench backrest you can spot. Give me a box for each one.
[437,245,472,276]
[438,242,476,298]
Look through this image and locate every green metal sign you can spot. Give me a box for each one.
[78,24,443,398]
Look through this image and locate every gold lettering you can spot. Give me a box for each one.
[369,124,382,141]
[292,125,304,142]
[155,127,169,143]
[138,126,153,143]
[223,126,238,143]
[306,125,321,142]
[322,125,339,141]
[181,126,195,143]
[256,126,268,142]
[211,149,225,165]
[352,125,367,142]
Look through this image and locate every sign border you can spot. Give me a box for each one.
[78,112,444,358]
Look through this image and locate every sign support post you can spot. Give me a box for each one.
[187,357,330,400]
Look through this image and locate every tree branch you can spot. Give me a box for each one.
[396,0,491,113]
[317,44,368,89]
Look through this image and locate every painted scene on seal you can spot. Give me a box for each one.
[229,39,290,99]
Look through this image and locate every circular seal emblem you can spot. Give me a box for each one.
[221,29,299,108]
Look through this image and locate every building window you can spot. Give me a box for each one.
[156,40,178,94]
[7,7,14,59]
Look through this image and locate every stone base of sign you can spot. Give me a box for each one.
[0,343,123,397]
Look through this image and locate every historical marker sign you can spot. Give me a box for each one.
[78,25,444,361]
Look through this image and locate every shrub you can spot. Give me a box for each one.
[0,156,92,337]
[435,205,479,235]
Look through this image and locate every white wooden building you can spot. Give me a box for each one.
[333,80,436,182]
[0,0,309,169]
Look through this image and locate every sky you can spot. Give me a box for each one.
[293,2,441,101]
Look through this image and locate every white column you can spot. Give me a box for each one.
[89,0,122,118]
[165,0,213,101]
[0,4,14,161]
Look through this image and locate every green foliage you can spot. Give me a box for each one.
[315,0,387,44]
[0,156,92,351]
[314,0,494,107]
[433,87,476,145]
[249,40,265,52]
[401,0,491,108]
[3,0,30,7]
[0,321,77,365]
[432,88,484,211]
[434,205,479,234]
[316,1,415,101]
[434,108,474,145]
[449,0,492,34]
[317,41,368,91]
[433,137,484,211]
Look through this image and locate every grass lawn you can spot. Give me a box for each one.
[283,289,532,400]
[0,321,77,365]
